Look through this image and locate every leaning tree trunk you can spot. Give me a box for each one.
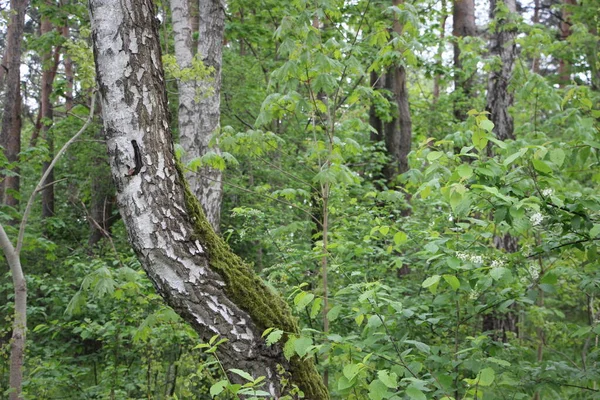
[171,0,224,232]
[88,0,328,397]
[485,0,517,141]
[0,0,28,210]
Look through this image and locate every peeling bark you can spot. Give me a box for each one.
[88,0,327,397]
[171,0,224,232]
[485,0,517,141]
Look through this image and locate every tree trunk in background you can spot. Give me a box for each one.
[62,24,74,111]
[0,0,28,211]
[486,0,517,141]
[433,0,448,102]
[369,70,384,147]
[39,13,61,219]
[531,0,540,73]
[88,0,328,397]
[369,0,412,184]
[558,0,576,87]
[452,0,476,120]
[483,0,519,343]
[171,0,224,232]
[88,129,118,247]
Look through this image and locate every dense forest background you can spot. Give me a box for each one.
[1,0,599,398]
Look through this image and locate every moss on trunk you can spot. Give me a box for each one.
[175,161,329,399]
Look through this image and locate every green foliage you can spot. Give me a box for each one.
[2,0,600,398]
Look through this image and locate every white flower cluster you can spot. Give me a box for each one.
[469,289,480,300]
[529,265,540,280]
[491,259,504,268]
[456,252,484,264]
[542,188,554,197]
[530,212,544,226]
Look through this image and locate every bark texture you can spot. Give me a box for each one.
[0,225,26,400]
[88,0,327,397]
[171,0,224,232]
[0,0,28,209]
[558,0,576,86]
[38,14,60,219]
[452,0,477,120]
[485,0,517,141]
[369,0,412,183]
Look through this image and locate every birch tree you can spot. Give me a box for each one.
[170,0,224,232]
[88,0,328,397]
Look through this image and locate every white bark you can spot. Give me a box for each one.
[88,0,327,397]
[171,0,224,232]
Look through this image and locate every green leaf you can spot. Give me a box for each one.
[490,266,507,281]
[479,119,495,132]
[294,291,314,312]
[571,326,592,337]
[394,231,408,245]
[283,336,296,360]
[310,297,322,319]
[368,379,391,400]
[229,368,254,382]
[487,357,511,367]
[532,159,552,174]
[549,148,565,167]
[327,305,342,322]
[422,275,441,294]
[337,376,356,391]
[210,380,228,397]
[265,329,283,346]
[503,148,527,166]
[427,151,443,162]
[457,164,473,179]
[378,370,398,389]
[404,339,431,354]
[590,224,600,238]
[343,364,362,381]
[477,367,495,386]
[443,275,460,291]
[406,386,427,400]
[472,130,489,151]
[294,336,313,357]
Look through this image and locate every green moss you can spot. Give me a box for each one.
[175,161,329,399]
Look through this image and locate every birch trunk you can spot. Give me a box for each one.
[88,0,328,397]
[171,0,224,232]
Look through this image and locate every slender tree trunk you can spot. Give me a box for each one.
[531,0,540,73]
[88,128,118,247]
[38,15,61,219]
[433,0,448,102]
[88,0,328,397]
[486,0,517,141]
[558,0,576,87]
[62,24,74,111]
[0,227,26,400]
[374,0,412,182]
[171,0,224,232]
[0,0,28,210]
[452,0,476,120]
